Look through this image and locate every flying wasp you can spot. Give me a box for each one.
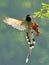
[3,14,40,63]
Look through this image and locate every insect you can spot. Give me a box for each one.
[3,14,40,63]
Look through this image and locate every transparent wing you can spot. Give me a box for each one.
[3,17,26,31]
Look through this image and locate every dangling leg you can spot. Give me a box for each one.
[26,31,36,63]
[32,32,36,44]
[26,32,36,45]
[26,32,30,44]
[26,44,34,63]
[26,32,29,41]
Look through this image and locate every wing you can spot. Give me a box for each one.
[3,17,26,31]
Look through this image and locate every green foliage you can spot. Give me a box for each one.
[34,3,49,19]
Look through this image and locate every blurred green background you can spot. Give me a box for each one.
[0,0,49,65]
